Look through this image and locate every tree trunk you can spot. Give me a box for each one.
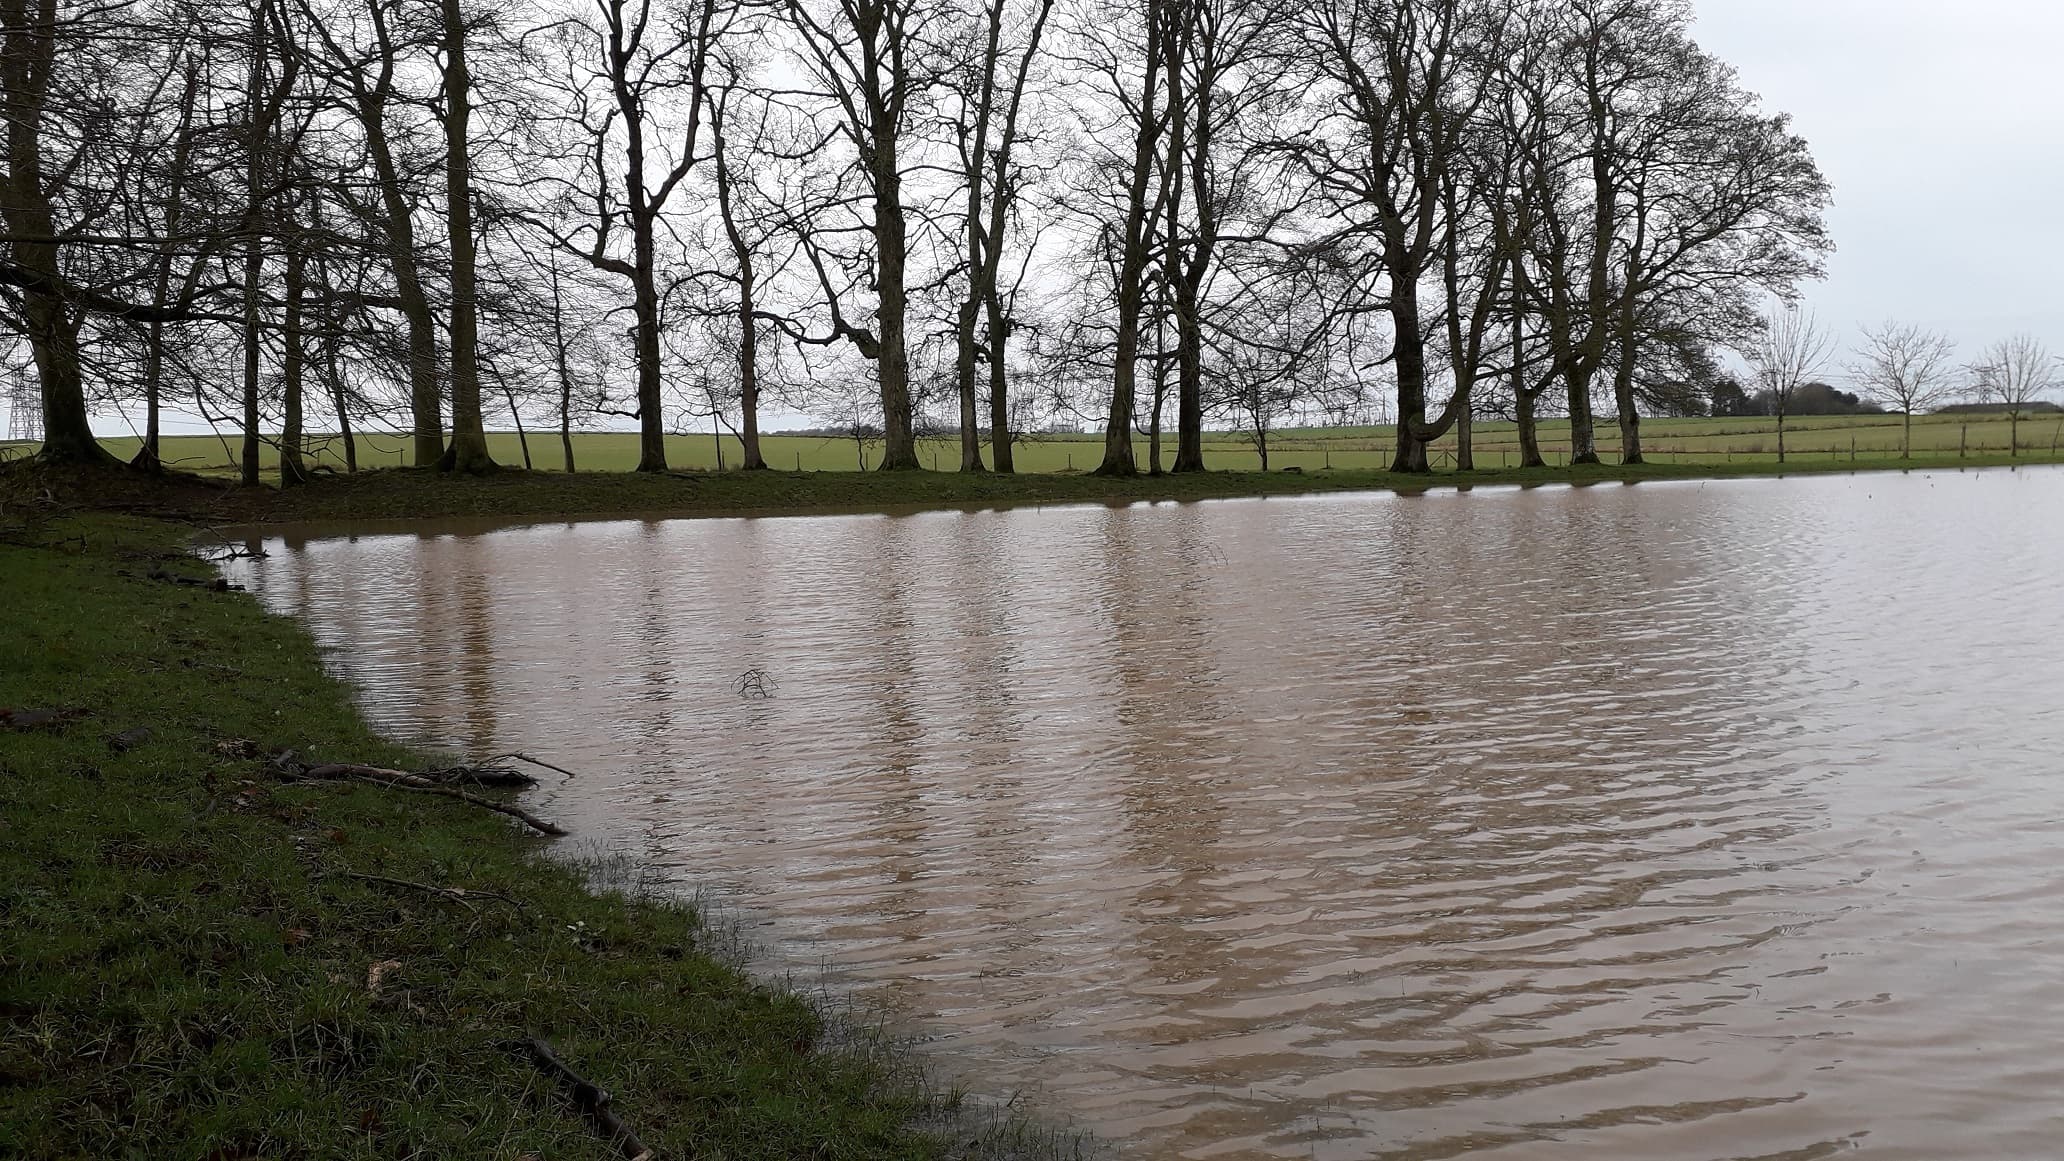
[1455,389,1473,471]
[737,294,765,470]
[137,320,165,472]
[24,299,97,464]
[138,213,181,475]
[1902,411,1912,460]
[350,49,443,467]
[970,0,1050,476]
[1515,386,1542,468]
[1095,0,1166,478]
[239,1,266,488]
[711,117,764,471]
[872,140,920,471]
[440,0,493,475]
[500,380,532,469]
[1,0,107,466]
[1171,277,1205,473]
[621,105,667,471]
[954,297,987,472]
[951,0,1003,475]
[985,286,1013,473]
[1612,325,1642,465]
[1513,317,1544,468]
[325,325,357,473]
[1615,406,1642,465]
[629,262,667,471]
[240,250,263,485]
[1147,370,1164,477]
[547,265,577,473]
[134,60,199,474]
[1099,282,1143,477]
[280,243,307,486]
[361,113,442,465]
[1566,370,1598,465]
[1389,280,1430,473]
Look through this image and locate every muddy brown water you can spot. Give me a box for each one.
[229,469,2064,1159]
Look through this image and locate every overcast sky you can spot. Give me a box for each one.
[1691,0,2064,373]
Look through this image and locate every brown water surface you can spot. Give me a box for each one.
[232,470,2064,1159]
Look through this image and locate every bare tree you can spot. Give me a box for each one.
[780,0,944,472]
[436,0,494,473]
[1971,334,2060,458]
[1292,0,1504,473]
[1072,0,1177,477]
[1850,321,1956,459]
[539,0,740,474]
[947,0,1052,473]
[298,0,451,467]
[1743,305,1831,464]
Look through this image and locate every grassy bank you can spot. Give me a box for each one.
[0,511,1050,1159]
[8,450,2060,531]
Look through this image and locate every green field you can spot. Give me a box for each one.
[50,411,2064,476]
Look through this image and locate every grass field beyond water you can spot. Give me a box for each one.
[0,512,1065,1159]
[36,411,2064,477]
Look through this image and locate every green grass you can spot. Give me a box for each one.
[82,411,2064,476]
[0,512,1068,1159]
[8,444,2062,530]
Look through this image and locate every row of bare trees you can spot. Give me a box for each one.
[4,0,1834,482]
[1750,316,2064,462]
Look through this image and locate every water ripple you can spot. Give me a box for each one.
[232,468,2064,1159]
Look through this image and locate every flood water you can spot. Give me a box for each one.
[231,469,2064,1160]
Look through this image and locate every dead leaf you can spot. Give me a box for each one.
[366,959,402,996]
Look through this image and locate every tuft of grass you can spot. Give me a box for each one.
[0,513,1081,1160]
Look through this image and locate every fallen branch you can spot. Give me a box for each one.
[346,870,475,913]
[200,545,269,562]
[491,752,582,781]
[521,1037,654,1161]
[339,773,570,838]
[332,870,526,915]
[425,762,537,788]
[273,756,569,837]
